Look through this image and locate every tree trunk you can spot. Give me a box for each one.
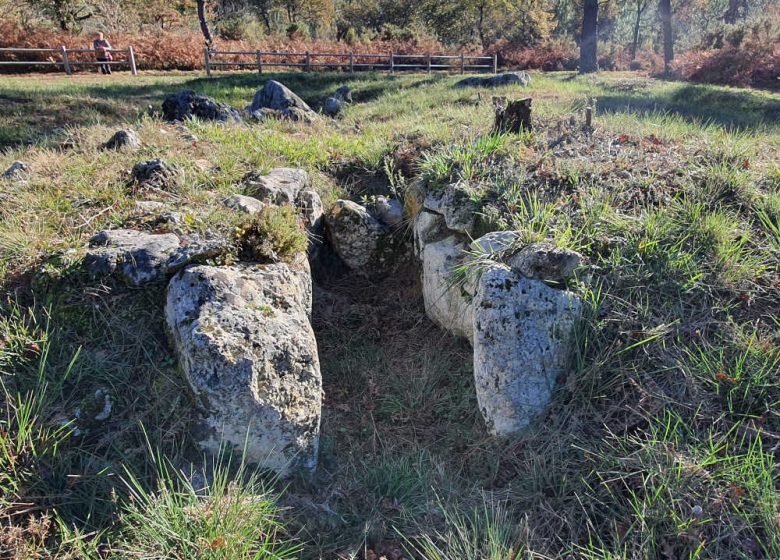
[659,0,673,75]
[477,4,486,48]
[580,0,599,73]
[493,97,533,133]
[631,1,646,60]
[197,0,213,48]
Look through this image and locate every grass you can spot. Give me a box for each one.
[1,68,779,558]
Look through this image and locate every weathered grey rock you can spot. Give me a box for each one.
[508,242,582,283]
[162,89,242,123]
[323,96,344,117]
[423,182,477,234]
[298,189,324,233]
[84,229,225,286]
[374,196,403,227]
[131,159,184,192]
[473,264,581,435]
[103,129,141,151]
[335,86,353,103]
[454,71,531,89]
[470,231,517,255]
[223,194,265,214]
[324,199,393,273]
[421,236,474,340]
[166,262,321,476]
[246,81,317,122]
[413,210,447,257]
[243,168,310,205]
[2,161,28,181]
[133,200,168,214]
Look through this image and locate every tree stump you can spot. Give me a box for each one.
[493,97,532,133]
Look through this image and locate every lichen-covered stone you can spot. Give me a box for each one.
[508,242,582,283]
[242,168,310,205]
[84,229,225,286]
[473,264,581,435]
[413,210,446,257]
[374,196,404,227]
[166,262,321,476]
[423,182,477,234]
[324,199,395,274]
[131,159,184,192]
[421,235,474,340]
[470,231,518,255]
[246,81,317,122]
[223,194,265,214]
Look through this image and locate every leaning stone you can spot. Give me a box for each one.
[473,264,581,435]
[131,159,184,192]
[421,235,474,340]
[166,262,321,476]
[103,129,141,151]
[162,89,242,123]
[324,199,393,273]
[508,242,582,284]
[374,196,404,227]
[423,182,477,234]
[2,161,28,181]
[242,168,310,205]
[84,229,226,286]
[223,194,265,214]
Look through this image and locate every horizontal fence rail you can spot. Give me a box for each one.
[0,46,137,75]
[204,49,497,77]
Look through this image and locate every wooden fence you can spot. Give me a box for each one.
[204,49,497,77]
[0,46,138,75]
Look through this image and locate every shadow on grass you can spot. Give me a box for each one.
[597,83,780,132]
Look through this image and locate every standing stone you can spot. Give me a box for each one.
[103,129,141,151]
[421,236,474,340]
[423,182,478,234]
[473,264,581,435]
[246,81,317,122]
[166,262,321,476]
[162,90,242,123]
[324,199,394,274]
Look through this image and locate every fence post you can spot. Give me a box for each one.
[305,51,311,72]
[204,48,211,78]
[493,54,498,74]
[60,46,72,75]
[389,52,394,74]
[349,51,354,73]
[256,50,263,74]
[460,53,465,74]
[128,46,137,76]
[427,53,431,74]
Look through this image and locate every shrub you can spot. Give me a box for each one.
[235,206,307,263]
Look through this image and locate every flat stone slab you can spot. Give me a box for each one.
[84,229,226,286]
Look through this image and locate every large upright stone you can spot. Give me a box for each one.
[324,199,394,274]
[166,261,320,476]
[473,264,581,435]
[421,236,474,340]
[246,81,317,122]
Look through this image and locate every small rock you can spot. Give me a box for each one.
[470,231,518,255]
[131,159,184,192]
[76,388,112,426]
[84,229,226,286]
[243,168,310,205]
[508,242,582,284]
[103,129,141,151]
[162,89,242,123]
[133,200,168,214]
[323,96,344,117]
[223,194,265,214]
[374,196,404,227]
[334,86,353,103]
[2,161,28,181]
